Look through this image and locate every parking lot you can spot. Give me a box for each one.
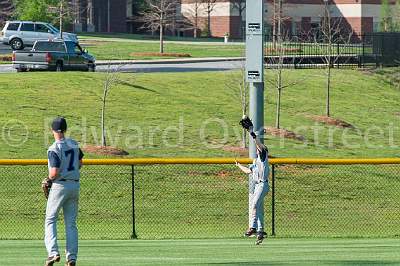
[0,43,30,54]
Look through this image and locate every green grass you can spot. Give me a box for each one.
[0,69,400,159]
[1,69,400,240]
[0,239,399,265]
[79,39,244,60]
[78,32,229,43]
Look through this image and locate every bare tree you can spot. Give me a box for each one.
[183,0,203,38]
[270,0,285,47]
[266,1,303,129]
[225,65,249,148]
[138,0,180,53]
[231,0,246,39]
[101,64,125,147]
[0,0,14,25]
[202,0,217,37]
[312,4,353,117]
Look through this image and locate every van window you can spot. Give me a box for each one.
[21,23,35,32]
[36,24,50,33]
[6,23,20,31]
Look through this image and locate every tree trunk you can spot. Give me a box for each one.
[275,0,283,129]
[207,9,211,37]
[275,70,282,129]
[101,91,107,147]
[326,65,331,117]
[60,1,64,39]
[238,10,243,40]
[242,128,247,148]
[160,24,164,53]
[272,0,277,48]
[194,14,198,38]
[107,0,111,33]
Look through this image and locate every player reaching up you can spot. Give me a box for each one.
[236,116,270,245]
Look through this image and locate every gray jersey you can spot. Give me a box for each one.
[250,155,269,183]
[47,138,82,181]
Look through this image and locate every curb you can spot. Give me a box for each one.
[95,57,245,66]
[0,57,245,69]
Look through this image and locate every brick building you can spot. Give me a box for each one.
[71,0,127,32]
[0,0,393,39]
[180,0,392,39]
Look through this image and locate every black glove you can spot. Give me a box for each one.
[239,116,253,131]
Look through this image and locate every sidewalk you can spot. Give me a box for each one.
[0,57,245,68]
[96,57,244,66]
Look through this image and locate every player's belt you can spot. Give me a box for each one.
[59,179,79,182]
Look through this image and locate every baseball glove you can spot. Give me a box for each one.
[239,116,253,131]
[42,178,52,199]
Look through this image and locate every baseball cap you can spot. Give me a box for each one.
[51,117,67,132]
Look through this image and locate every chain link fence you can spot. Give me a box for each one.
[0,159,399,240]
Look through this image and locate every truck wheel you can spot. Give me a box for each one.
[16,68,27,73]
[10,38,24,50]
[56,62,63,72]
[88,64,96,72]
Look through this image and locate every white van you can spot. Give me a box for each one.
[0,21,78,50]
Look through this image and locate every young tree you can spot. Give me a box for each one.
[268,0,302,129]
[225,66,249,148]
[231,0,246,39]
[101,64,124,147]
[183,0,202,38]
[313,4,353,117]
[202,0,217,37]
[394,0,400,31]
[138,0,180,53]
[380,0,393,32]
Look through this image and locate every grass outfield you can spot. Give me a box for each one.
[1,69,400,240]
[0,69,400,158]
[0,239,399,265]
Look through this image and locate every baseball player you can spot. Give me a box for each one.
[236,116,269,245]
[42,117,83,266]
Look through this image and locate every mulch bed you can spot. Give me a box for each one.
[265,127,306,141]
[309,115,354,129]
[82,145,129,156]
[129,52,191,57]
[0,55,12,61]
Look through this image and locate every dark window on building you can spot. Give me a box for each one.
[21,23,35,31]
[6,23,20,31]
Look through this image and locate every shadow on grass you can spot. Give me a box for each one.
[117,81,159,93]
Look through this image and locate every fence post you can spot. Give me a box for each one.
[131,165,137,239]
[362,35,365,68]
[336,43,340,69]
[271,164,276,236]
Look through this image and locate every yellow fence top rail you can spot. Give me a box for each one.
[1,158,400,165]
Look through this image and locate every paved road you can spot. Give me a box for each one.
[0,42,244,73]
[0,43,11,54]
[0,60,244,73]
